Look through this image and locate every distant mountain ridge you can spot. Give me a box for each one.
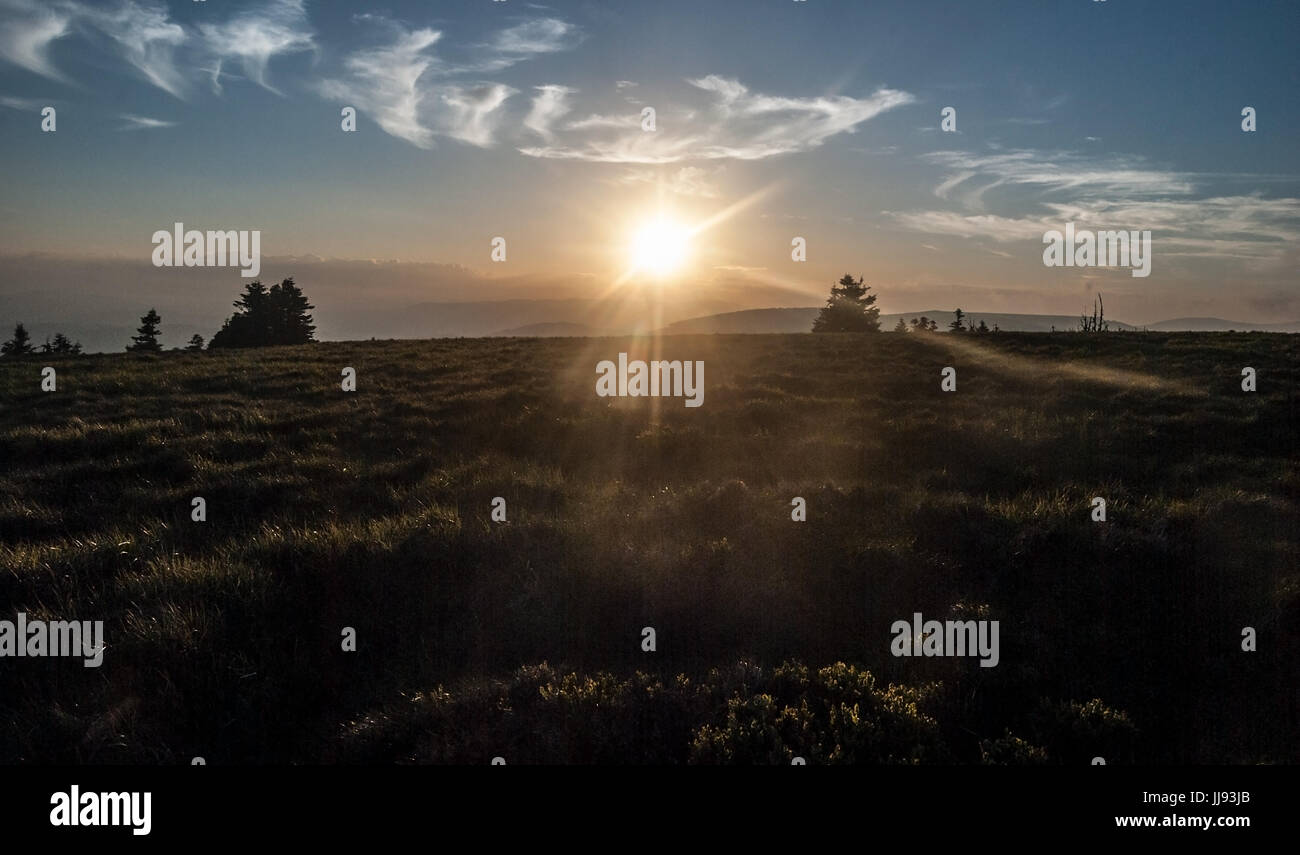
[655,308,821,334]
[1143,317,1300,332]
[655,308,1300,335]
[491,322,602,337]
[6,295,1297,353]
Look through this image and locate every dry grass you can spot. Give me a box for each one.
[0,331,1296,763]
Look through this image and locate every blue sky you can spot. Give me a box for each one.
[1,0,1298,328]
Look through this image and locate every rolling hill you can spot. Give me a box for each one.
[657,308,1300,334]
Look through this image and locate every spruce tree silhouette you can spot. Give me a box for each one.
[51,332,81,354]
[1,322,34,356]
[210,279,317,348]
[128,308,163,352]
[811,274,881,332]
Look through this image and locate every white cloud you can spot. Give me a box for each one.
[520,77,914,163]
[477,17,577,70]
[907,146,1300,264]
[317,26,443,149]
[317,16,578,149]
[429,83,515,147]
[523,84,573,141]
[199,0,314,95]
[565,113,641,131]
[0,0,72,81]
[924,149,1196,200]
[888,210,1049,242]
[0,6,582,151]
[934,170,977,201]
[0,0,187,97]
[889,193,1300,265]
[118,113,176,130]
[0,93,46,110]
[443,17,580,75]
[74,0,188,98]
[1045,196,1300,247]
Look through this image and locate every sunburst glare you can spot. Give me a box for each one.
[627,217,692,278]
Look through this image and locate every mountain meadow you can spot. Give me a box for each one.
[0,331,1296,764]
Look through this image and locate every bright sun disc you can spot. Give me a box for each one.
[629,218,691,277]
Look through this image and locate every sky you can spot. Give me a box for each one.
[1,0,1298,340]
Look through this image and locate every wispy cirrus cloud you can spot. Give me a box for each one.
[317,16,575,150]
[520,76,915,163]
[924,148,1196,207]
[429,83,515,147]
[0,5,895,166]
[117,112,175,130]
[470,18,579,73]
[887,141,1300,268]
[891,191,1300,266]
[199,0,314,95]
[0,0,72,81]
[522,84,574,141]
[0,0,187,96]
[0,0,311,99]
[565,112,641,132]
[893,145,1300,265]
[889,210,1049,242]
[1048,195,1300,261]
[74,0,188,98]
[0,93,47,110]
[317,25,443,148]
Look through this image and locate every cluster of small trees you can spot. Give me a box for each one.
[122,309,207,352]
[898,311,994,333]
[0,278,316,356]
[1,324,82,356]
[945,308,994,334]
[42,333,83,353]
[122,307,208,352]
[811,276,999,335]
[209,278,316,348]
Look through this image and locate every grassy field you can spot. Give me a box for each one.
[0,331,1296,764]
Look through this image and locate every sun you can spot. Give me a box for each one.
[628,217,692,277]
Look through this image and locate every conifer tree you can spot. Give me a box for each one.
[811,274,881,332]
[128,308,163,352]
[1,322,33,356]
